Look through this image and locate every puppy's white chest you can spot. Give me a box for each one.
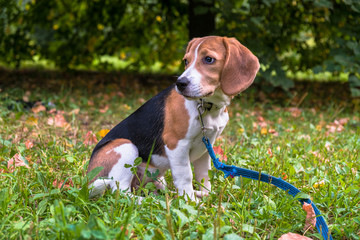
[188,107,229,161]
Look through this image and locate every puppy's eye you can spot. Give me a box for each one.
[184,59,189,66]
[203,56,215,64]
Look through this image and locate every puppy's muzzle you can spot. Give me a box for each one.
[176,77,189,93]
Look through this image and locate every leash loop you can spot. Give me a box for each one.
[198,110,333,240]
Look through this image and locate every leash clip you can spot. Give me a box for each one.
[197,99,207,138]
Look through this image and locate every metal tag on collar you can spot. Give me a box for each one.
[197,99,206,115]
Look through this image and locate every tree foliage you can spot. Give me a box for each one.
[216,0,360,94]
[1,0,359,95]
[0,0,187,70]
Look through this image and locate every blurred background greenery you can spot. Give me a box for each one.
[0,0,359,95]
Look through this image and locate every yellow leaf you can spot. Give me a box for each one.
[120,52,126,59]
[98,129,110,138]
[237,128,244,134]
[122,104,131,111]
[25,117,38,126]
[260,128,267,135]
[97,24,104,30]
[156,15,162,22]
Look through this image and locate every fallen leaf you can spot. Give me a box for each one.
[69,108,80,115]
[268,128,278,136]
[261,128,267,135]
[31,102,46,113]
[122,104,131,111]
[325,142,332,151]
[325,118,349,135]
[338,118,349,125]
[282,172,288,180]
[87,100,94,106]
[25,116,38,126]
[8,153,30,172]
[237,128,244,134]
[53,178,73,189]
[302,202,316,232]
[287,107,302,118]
[257,116,265,122]
[47,108,57,114]
[278,232,313,240]
[117,91,125,98]
[99,105,109,113]
[98,129,110,138]
[25,139,34,149]
[47,113,70,129]
[23,91,31,102]
[137,98,146,104]
[213,145,228,162]
[83,131,98,146]
[310,151,329,163]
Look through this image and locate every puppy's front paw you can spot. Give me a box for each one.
[195,190,209,198]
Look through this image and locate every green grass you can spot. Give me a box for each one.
[0,76,359,240]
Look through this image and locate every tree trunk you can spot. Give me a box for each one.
[188,0,215,39]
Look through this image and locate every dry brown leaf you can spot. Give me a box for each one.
[302,202,316,232]
[23,91,31,102]
[287,107,302,118]
[213,145,228,162]
[53,178,73,189]
[278,232,313,240]
[47,113,70,129]
[8,153,30,172]
[31,102,46,113]
[268,128,279,136]
[25,139,34,149]
[47,109,57,114]
[281,172,288,180]
[99,105,109,113]
[325,118,349,135]
[117,91,125,98]
[83,131,98,146]
[137,98,146,104]
[338,118,349,125]
[310,151,329,163]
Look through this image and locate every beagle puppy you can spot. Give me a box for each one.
[87,36,259,201]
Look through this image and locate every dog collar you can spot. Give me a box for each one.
[197,99,213,115]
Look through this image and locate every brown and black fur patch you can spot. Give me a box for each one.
[87,138,131,183]
[162,89,189,150]
[89,85,176,165]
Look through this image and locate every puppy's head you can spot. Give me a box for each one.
[176,36,260,98]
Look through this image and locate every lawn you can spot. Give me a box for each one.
[0,71,359,239]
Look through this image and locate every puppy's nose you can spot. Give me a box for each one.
[176,77,189,92]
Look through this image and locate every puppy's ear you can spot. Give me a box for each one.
[221,37,260,96]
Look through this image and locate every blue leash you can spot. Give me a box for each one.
[202,136,333,240]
